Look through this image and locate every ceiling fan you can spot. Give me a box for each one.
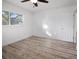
[21,0,49,7]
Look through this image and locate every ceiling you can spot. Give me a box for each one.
[4,0,76,12]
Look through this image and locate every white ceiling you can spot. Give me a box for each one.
[4,0,76,12]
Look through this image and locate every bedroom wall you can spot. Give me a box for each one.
[32,6,76,42]
[2,0,76,46]
[2,0,32,46]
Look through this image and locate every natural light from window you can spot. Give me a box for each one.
[43,24,48,29]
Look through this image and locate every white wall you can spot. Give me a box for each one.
[32,6,76,42]
[2,0,32,46]
[2,0,76,46]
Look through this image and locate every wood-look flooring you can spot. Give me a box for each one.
[2,36,77,59]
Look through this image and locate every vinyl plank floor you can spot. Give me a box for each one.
[2,36,77,59]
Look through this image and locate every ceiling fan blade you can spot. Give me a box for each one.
[21,0,29,2]
[33,3,38,7]
[38,0,48,3]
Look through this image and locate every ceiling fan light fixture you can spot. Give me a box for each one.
[21,0,49,7]
[30,0,37,3]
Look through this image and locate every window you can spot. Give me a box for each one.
[2,10,23,25]
[2,10,9,25]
